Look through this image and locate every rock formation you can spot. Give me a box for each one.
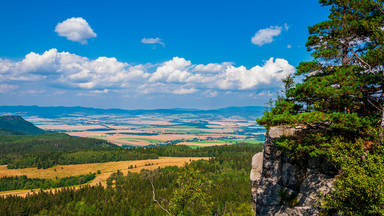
[251,126,337,216]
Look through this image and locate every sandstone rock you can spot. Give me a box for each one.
[251,151,263,211]
[251,151,263,181]
[252,126,336,216]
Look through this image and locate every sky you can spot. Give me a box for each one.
[0,0,330,109]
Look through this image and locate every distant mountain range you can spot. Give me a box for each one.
[0,116,46,135]
[0,105,266,120]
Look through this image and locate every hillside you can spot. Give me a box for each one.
[0,116,46,135]
[0,129,24,136]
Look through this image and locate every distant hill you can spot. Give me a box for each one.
[0,128,24,135]
[0,105,266,120]
[0,116,46,135]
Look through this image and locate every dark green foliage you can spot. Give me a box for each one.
[0,129,24,136]
[257,0,384,215]
[169,165,214,215]
[0,144,263,215]
[320,138,384,215]
[278,187,298,208]
[0,133,115,155]
[0,173,96,191]
[0,116,46,135]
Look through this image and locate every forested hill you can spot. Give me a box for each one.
[0,129,24,136]
[0,116,46,135]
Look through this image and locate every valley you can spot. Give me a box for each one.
[0,106,266,214]
[0,105,266,147]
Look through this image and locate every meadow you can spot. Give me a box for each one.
[0,157,208,197]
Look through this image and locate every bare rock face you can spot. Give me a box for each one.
[251,126,336,216]
[251,151,263,210]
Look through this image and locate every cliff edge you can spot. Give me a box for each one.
[251,126,337,216]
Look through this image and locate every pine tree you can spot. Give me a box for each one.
[258,0,384,153]
[257,1,384,214]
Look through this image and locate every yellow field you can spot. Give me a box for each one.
[0,157,209,197]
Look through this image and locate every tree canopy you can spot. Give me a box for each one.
[257,0,384,215]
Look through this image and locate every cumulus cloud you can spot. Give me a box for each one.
[0,49,295,97]
[193,62,233,73]
[149,57,191,82]
[55,17,97,44]
[0,49,149,90]
[141,37,165,47]
[251,24,289,46]
[251,26,282,46]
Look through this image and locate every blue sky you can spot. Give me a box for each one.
[0,0,329,109]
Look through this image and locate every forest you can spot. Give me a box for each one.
[0,173,96,191]
[0,132,261,169]
[0,143,263,215]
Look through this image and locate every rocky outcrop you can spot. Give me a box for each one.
[251,126,337,216]
[251,151,263,210]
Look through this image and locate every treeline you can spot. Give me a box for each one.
[3,149,159,169]
[0,133,116,155]
[0,143,263,215]
[0,173,96,191]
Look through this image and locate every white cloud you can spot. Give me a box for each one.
[141,37,165,47]
[193,62,233,73]
[149,57,191,82]
[55,17,97,44]
[172,87,197,95]
[251,26,282,46]
[204,90,218,97]
[251,24,289,46]
[0,49,295,97]
[90,89,110,94]
[0,84,18,93]
[287,44,292,49]
[284,23,289,31]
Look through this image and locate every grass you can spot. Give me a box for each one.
[0,157,208,189]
